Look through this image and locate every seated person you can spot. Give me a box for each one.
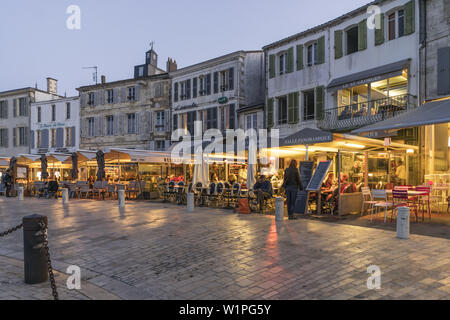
[322,173,335,190]
[253,175,273,213]
[46,178,59,199]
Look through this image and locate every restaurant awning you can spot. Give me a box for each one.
[327,59,411,91]
[105,148,173,163]
[281,128,333,147]
[78,150,98,161]
[352,99,450,134]
[46,153,72,163]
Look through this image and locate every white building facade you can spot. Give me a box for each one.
[264,0,420,137]
[170,51,265,138]
[0,78,60,157]
[30,96,80,154]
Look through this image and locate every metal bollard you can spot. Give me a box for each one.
[23,214,48,284]
[18,186,24,200]
[118,190,125,208]
[397,207,410,240]
[275,197,284,221]
[187,193,194,212]
[61,188,69,205]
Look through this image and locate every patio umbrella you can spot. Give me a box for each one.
[71,152,79,181]
[96,150,106,181]
[40,154,49,180]
[192,154,210,186]
[9,157,17,181]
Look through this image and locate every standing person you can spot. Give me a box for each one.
[4,169,12,198]
[395,160,407,186]
[283,160,303,220]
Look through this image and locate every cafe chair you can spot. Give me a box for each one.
[372,189,394,223]
[392,189,418,222]
[230,183,241,208]
[361,187,378,217]
[78,183,92,199]
[215,182,225,208]
[105,184,116,200]
[176,181,185,205]
[322,188,339,215]
[207,182,218,207]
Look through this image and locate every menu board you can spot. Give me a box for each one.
[299,161,314,188]
[306,161,332,192]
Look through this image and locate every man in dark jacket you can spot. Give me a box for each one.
[4,169,12,197]
[253,175,273,213]
[283,160,303,220]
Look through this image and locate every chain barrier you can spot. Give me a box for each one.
[38,221,59,300]
[0,223,23,238]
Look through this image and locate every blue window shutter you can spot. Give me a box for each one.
[174,83,179,102]
[206,74,211,95]
[113,89,119,103]
[56,127,64,148]
[42,129,49,148]
[214,72,219,93]
[30,130,35,149]
[80,93,86,108]
[71,126,76,147]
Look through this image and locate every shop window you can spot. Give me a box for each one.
[303,90,315,121]
[277,96,288,125]
[346,26,359,55]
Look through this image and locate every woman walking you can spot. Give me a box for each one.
[283,160,303,220]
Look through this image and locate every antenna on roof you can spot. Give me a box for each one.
[82,66,98,84]
[35,82,38,89]
[150,41,155,51]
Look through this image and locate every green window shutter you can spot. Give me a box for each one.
[315,86,325,120]
[269,55,276,79]
[375,13,385,46]
[404,0,415,35]
[288,93,294,124]
[358,19,367,51]
[267,98,274,128]
[287,47,294,73]
[296,45,304,70]
[317,36,325,64]
[293,92,299,123]
[334,30,343,59]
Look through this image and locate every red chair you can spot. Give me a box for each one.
[392,190,418,222]
[415,186,432,221]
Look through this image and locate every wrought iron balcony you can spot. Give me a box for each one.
[317,94,417,132]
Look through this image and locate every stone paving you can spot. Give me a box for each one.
[0,197,449,300]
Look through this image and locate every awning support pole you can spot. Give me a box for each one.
[338,150,341,217]
[305,145,309,161]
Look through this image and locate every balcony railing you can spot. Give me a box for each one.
[318,94,417,131]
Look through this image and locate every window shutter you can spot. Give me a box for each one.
[165,110,170,132]
[121,87,126,103]
[286,47,294,73]
[213,72,219,93]
[30,130,35,149]
[113,88,119,103]
[99,90,105,105]
[42,129,49,148]
[12,128,16,147]
[173,113,178,131]
[267,98,274,128]
[149,111,154,133]
[317,37,325,64]
[71,126,76,147]
[56,127,64,148]
[120,114,125,135]
[186,79,191,99]
[80,118,85,138]
[193,78,197,98]
[135,85,141,101]
[228,68,234,90]
[80,93,86,108]
[358,20,367,51]
[174,83,178,102]
[288,93,295,124]
[404,0,415,35]
[4,129,8,148]
[294,92,299,123]
[13,99,17,117]
[94,91,99,106]
[269,54,276,79]
[315,86,325,120]
[437,47,450,95]
[4,100,8,119]
[375,13,385,46]
[24,97,29,116]
[135,112,140,133]
[149,141,155,151]
[334,30,343,59]
[206,74,211,95]
[296,45,304,70]
[99,116,104,136]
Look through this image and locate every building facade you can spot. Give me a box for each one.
[263,0,420,138]
[30,96,80,154]
[0,78,60,157]
[170,51,265,138]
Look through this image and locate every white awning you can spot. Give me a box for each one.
[77,150,98,161]
[105,148,174,163]
[47,153,72,163]
[18,154,41,162]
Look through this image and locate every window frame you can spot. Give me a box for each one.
[303,90,316,121]
[127,113,136,134]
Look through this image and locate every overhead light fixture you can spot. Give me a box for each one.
[341,142,365,149]
[407,149,414,154]
[448,137,450,148]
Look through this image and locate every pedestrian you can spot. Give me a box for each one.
[283,160,303,220]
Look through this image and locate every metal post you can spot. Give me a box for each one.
[187,192,194,212]
[397,207,410,239]
[337,150,341,217]
[18,186,24,200]
[62,188,69,205]
[275,197,284,221]
[118,190,125,208]
[23,214,48,284]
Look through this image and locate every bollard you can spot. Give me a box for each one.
[397,207,410,240]
[275,197,284,221]
[23,214,48,284]
[61,188,69,205]
[18,186,24,201]
[187,193,194,212]
[118,190,125,208]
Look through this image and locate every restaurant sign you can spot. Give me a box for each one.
[282,128,333,146]
[218,97,228,104]
[39,122,66,129]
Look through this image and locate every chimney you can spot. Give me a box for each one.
[46,78,58,95]
[166,58,178,72]
[101,75,106,84]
